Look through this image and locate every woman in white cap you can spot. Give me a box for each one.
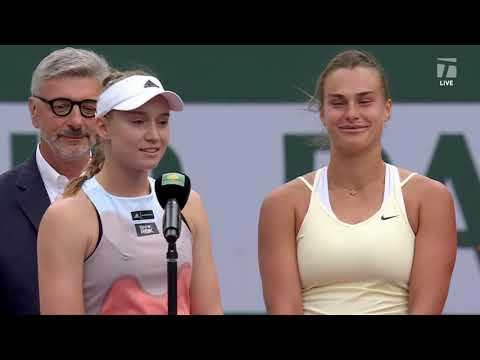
[258,49,457,315]
[37,70,223,315]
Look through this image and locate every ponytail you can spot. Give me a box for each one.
[63,138,105,197]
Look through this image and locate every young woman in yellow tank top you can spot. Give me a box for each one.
[258,49,457,315]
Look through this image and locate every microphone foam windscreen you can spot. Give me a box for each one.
[154,172,191,210]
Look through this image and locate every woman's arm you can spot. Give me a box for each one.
[408,180,457,315]
[37,197,95,315]
[258,187,304,315]
[184,190,223,315]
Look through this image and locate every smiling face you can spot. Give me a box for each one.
[320,66,392,155]
[28,76,101,162]
[98,95,171,174]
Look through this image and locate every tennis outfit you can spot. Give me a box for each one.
[297,164,416,315]
[81,176,193,315]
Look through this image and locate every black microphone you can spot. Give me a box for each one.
[155,172,191,316]
[154,172,191,243]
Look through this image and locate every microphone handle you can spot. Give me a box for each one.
[164,200,180,315]
[163,199,181,243]
[167,246,178,315]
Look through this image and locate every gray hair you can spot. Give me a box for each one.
[31,47,111,95]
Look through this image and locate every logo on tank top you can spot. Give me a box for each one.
[135,222,160,237]
[131,210,155,221]
[381,215,399,221]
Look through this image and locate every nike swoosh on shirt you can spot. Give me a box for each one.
[381,215,399,221]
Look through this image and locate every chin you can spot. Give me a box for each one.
[330,134,359,149]
[58,147,91,161]
[342,139,377,155]
[138,159,161,172]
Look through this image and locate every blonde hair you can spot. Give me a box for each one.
[63,138,105,197]
[63,68,154,197]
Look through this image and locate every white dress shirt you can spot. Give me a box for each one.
[36,145,70,203]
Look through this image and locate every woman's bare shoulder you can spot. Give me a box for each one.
[42,191,97,227]
[397,167,451,197]
[260,171,317,213]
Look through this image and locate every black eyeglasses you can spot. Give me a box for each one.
[34,96,97,118]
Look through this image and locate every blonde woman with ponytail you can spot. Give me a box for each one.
[37,70,223,315]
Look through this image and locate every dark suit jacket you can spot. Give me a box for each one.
[0,153,50,314]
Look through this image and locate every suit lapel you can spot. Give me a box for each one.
[16,154,51,232]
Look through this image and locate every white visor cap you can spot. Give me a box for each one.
[96,75,184,117]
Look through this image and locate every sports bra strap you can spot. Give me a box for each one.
[400,173,417,188]
[298,177,314,192]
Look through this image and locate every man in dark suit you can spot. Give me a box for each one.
[0,47,110,314]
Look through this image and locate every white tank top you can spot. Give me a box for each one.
[82,176,193,315]
[297,164,416,315]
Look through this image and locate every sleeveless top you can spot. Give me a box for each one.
[81,176,193,315]
[297,164,416,315]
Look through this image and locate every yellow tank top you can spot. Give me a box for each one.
[297,164,416,315]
